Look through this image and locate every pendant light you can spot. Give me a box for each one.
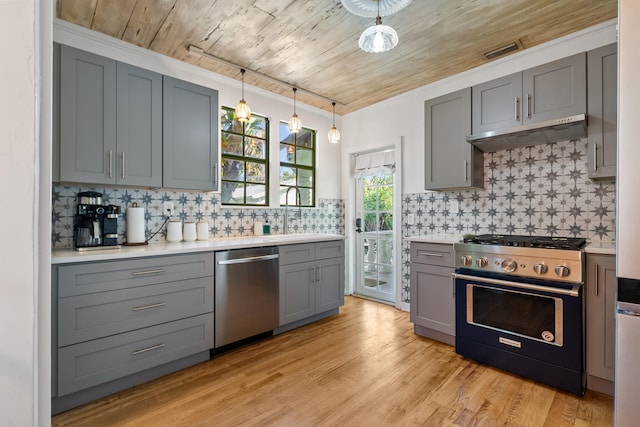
[328,102,341,144]
[288,87,302,133]
[358,0,399,53]
[234,68,251,123]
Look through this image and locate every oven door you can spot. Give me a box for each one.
[453,271,584,394]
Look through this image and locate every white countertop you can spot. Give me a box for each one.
[52,233,345,264]
[584,241,616,255]
[405,234,464,244]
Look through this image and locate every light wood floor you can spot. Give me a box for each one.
[53,297,613,426]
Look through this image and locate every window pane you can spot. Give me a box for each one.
[245,116,267,138]
[296,129,314,148]
[364,213,377,232]
[245,137,266,159]
[222,182,245,204]
[222,133,243,156]
[299,187,313,206]
[363,186,377,210]
[380,212,393,231]
[296,148,313,166]
[280,122,292,143]
[378,185,393,211]
[222,158,245,181]
[297,168,313,187]
[246,161,266,183]
[246,184,267,205]
[280,166,296,186]
[280,143,295,163]
[220,109,243,133]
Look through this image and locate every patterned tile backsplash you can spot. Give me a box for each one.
[52,186,345,249]
[400,138,616,303]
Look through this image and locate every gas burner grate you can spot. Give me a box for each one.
[463,234,586,250]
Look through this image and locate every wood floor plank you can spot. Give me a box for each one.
[52,297,613,426]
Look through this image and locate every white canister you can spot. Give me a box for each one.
[254,221,263,236]
[166,220,183,242]
[183,222,197,242]
[196,222,210,240]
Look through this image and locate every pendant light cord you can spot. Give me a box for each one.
[240,68,246,100]
[293,87,298,114]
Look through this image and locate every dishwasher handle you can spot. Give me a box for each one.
[217,254,279,265]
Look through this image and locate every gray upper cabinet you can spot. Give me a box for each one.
[425,88,484,190]
[471,53,586,135]
[59,45,117,184]
[163,76,219,191]
[472,73,523,134]
[523,53,586,124]
[116,62,163,187]
[587,43,617,181]
[58,45,162,187]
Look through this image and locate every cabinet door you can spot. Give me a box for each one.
[315,258,344,314]
[410,263,455,336]
[425,88,483,190]
[472,72,523,134]
[116,62,162,187]
[279,261,316,325]
[586,254,616,382]
[59,45,117,184]
[588,44,617,180]
[163,76,219,191]
[522,53,586,125]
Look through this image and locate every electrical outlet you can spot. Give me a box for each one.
[163,202,174,217]
[450,200,460,214]
[407,214,415,225]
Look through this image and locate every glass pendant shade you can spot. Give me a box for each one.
[288,88,302,133]
[359,16,398,53]
[328,102,340,144]
[234,69,251,123]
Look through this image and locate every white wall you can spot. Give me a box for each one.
[54,19,343,203]
[341,20,618,196]
[0,0,42,425]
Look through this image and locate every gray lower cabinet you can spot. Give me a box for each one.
[586,253,616,395]
[472,53,586,135]
[163,76,219,191]
[424,88,484,190]
[52,253,214,413]
[409,242,455,345]
[278,241,345,327]
[587,43,617,181]
[58,44,162,187]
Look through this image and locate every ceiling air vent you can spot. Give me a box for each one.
[484,42,520,60]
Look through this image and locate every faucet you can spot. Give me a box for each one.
[284,186,302,234]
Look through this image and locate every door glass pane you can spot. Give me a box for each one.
[364,213,377,232]
[379,212,393,231]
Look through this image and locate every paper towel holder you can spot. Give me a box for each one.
[123,202,149,246]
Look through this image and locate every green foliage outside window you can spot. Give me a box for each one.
[363,172,393,232]
[279,122,315,207]
[220,107,269,206]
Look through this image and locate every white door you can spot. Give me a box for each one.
[355,168,395,302]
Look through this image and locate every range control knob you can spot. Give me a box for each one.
[554,265,571,278]
[533,263,548,275]
[476,257,488,268]
[502,259,517,273]
[461,255,473,267]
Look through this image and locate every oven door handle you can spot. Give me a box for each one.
[451,273,581,297]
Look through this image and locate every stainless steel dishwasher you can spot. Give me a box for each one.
[214,246,279,348]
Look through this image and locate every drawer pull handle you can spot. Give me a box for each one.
[132,269,166,276]
[132,343,166,356]
[418,251,444,257]
[132,302,166,312]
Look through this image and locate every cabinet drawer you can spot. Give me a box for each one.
[57,313,213,396]
[315,240,344,260]
[57,253,214,297]
[410,243,454,267]
[58,277,214,346]
[279,243,315,265]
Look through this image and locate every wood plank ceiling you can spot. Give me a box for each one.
[56,0,617,114]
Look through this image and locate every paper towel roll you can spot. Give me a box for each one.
[126,204,146,244]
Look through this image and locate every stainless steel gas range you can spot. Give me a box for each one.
[452,234,586,395]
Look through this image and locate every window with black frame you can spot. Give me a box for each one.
[220,107,269,206]
[279,122,316,207]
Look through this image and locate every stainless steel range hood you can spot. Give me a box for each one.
[466,114,587,152]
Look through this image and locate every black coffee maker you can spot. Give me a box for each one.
[74,191,120,249]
